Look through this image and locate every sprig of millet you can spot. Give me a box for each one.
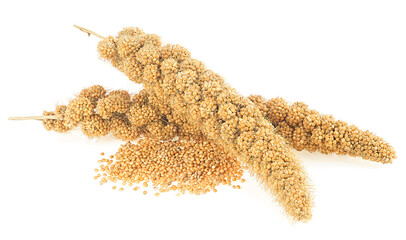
[96,27,313,222]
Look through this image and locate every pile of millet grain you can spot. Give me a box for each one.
[95,138,246,196]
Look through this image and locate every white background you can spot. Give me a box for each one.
[1,1,405,239]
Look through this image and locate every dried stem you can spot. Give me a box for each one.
[73,25,105,39]
[8,115,58,121]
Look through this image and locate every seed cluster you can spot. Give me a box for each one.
[97,27,313,221]
[95,138,245,195]
[248,95,397,164]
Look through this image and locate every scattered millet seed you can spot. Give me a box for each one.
[112,186,116,190]
[133,187,139,191]
[143,191,147,195]
[155,193,160,197]
[96,138,245,196]
[119,188,124,191]
[100,152,105,156]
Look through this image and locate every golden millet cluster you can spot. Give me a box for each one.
[97,27,313,222]
[95,138,246,195]
[248,95,396,164]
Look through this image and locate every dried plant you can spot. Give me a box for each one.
[8,25,396,223]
